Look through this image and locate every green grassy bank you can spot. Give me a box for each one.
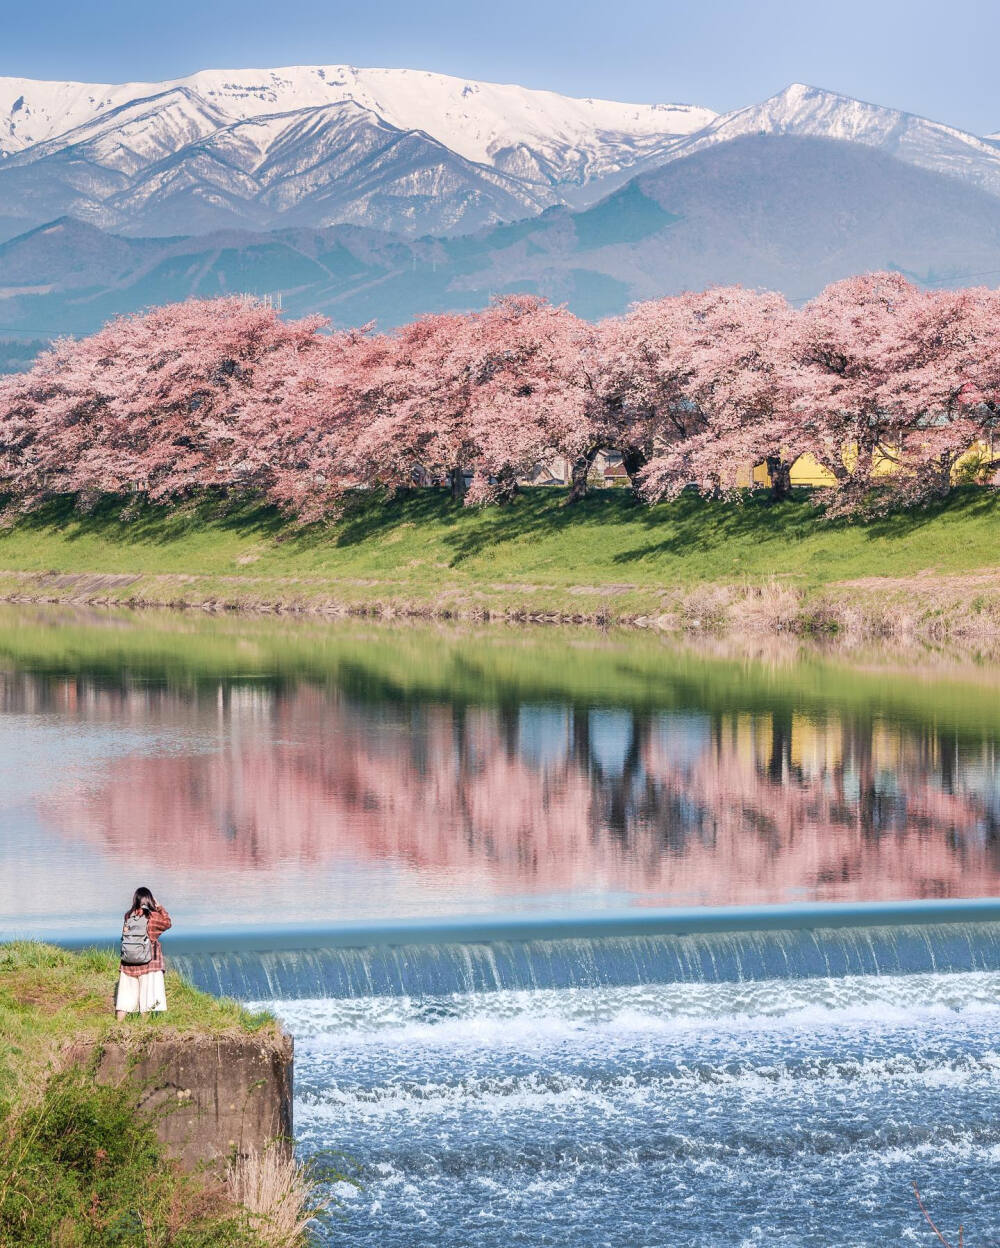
[0,943,276,1095]
[0,488,998,635]
[0,943,316,1247]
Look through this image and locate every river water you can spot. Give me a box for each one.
[0,606,998,1244]
[277,972,1000,1247]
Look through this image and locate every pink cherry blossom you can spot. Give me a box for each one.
[1,279,998,522]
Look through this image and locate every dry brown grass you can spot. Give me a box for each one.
[734,578,806,633]
[226,1146,332,1248]
[641,571,1000,643]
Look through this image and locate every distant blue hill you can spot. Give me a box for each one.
[2,134,1000,341]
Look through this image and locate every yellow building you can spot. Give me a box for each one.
[736,438,996,491]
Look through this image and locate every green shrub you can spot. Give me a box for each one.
[0,1067,262,1247]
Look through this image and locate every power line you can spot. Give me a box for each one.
[923,266,1000,285]
[0,328,71,337]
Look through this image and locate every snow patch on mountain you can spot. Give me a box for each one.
[0,65,715,185]
[1,76,124,152]
[7,87,233,175]
[0,65,717,238]
[661,83,1000,197]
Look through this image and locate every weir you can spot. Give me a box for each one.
[138,901,1000,1000]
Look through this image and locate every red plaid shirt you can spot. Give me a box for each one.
[120,906,172,978]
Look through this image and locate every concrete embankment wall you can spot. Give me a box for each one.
[67,1032,294,1171]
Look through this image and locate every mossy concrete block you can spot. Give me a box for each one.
[70,1031,294,1170]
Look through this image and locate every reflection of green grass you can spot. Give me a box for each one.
[1,604,999,743]
[0,488,998,624]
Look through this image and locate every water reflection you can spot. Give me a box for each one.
[1,613,998,935]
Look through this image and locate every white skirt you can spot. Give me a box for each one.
[115,969,167,1013]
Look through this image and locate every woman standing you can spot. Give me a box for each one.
[115,886,172,1019]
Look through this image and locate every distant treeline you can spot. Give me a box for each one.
[0,275,997,522]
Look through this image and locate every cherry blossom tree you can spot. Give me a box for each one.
[545,315,632,503]
[0,297,329,511]
[793,274,999,515]
[789,273,917,507]
[461,296,587,504]
[350,296,587,505]
[867,285,993,509]
[638,287,798,504]
[236,323,379,520]
[597,298,703,496]
[3,279,1000,524]
[348,311,481,500]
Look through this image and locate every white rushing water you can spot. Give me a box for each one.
[260,970,1000,1247]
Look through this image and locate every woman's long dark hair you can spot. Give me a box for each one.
[125,886,157,921]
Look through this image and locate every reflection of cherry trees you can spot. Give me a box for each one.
[639,712,1000,903]
[28,675,1000,907]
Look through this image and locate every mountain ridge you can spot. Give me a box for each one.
[2,70,1000,347]
[4,134,1000,341]
[659,83,1000,198]
[0,67,722,240]
[0,65,716,166]
[3,69,999,244]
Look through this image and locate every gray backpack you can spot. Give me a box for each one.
[121,911,152,965]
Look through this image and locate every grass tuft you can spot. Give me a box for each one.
[226,1147,341,1248]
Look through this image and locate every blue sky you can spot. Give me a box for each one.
[1,0,997,135]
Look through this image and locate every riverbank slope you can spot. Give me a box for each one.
[0,942,315,1246]
[1,489,998,637]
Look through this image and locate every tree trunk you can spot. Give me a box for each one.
[492,468,519,504]
[448,467,466,501]
[766,455,792,503]
[855,439,875,487]
[621,448,647,495]
[816,453,850,485]
[565,448,599,504]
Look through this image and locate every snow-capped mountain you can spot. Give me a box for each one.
[6,132,1000,345]
[8,93,558,236]
[178,66,717,187]
[0,88,238,233]
[0,65,716,239]
[5,68,1000,244]
[7,87,232,173]
[3,65,1000,272]
[0,65,716,179]
[660,83,1000,198]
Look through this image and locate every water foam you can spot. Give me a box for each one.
[281,970,1000,1248]
[259,967,1000,1042]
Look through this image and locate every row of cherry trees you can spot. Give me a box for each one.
[1,272,998,522]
